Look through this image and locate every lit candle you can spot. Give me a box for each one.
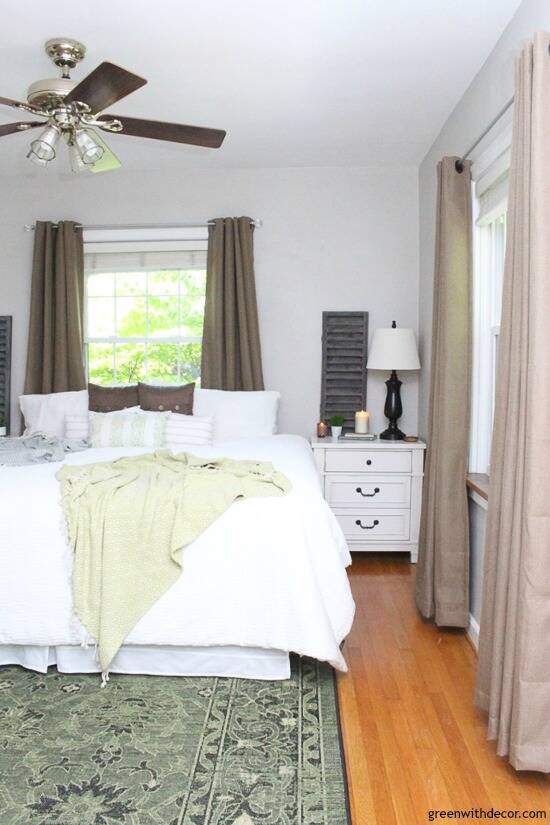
[355,410,369,434]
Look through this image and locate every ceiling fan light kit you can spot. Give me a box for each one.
[74,129,104,164]
[27,123,61,164]
[0,38,226,173]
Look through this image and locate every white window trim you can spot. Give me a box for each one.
[469,129,510,474]
[83,227,208,384]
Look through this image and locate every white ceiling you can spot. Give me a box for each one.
[0,0,521,175]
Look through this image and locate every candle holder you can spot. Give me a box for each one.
[317,421,329,438]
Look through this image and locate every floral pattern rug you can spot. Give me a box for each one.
[0,656,350,825]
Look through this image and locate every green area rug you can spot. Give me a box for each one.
[0,656,350,825]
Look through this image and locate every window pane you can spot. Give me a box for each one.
[115,343,145,384]
[147,344,179,383]
[116,271,146,296]
[471,205,507,475]
[148,270,179,295]
[116,296,147,337]
[179,343,202,384]
[88,343,115,385]
[180,269,206,291]
[180,270,206,336]
[87,272,114,297]
[85,261,206,387]
[87,296,115,337]
[148,295,179,337]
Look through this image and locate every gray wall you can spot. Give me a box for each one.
[417,0,550,625]
[0,165,419,438]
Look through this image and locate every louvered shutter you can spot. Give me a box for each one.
[0,316,12,434]
[320,311,369,431]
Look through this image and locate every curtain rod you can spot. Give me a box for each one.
[24,219,263,231]
[455,96,514,173]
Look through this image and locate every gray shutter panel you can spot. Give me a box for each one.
[0,316,12,435]
[320,311,368,431]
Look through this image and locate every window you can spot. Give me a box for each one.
[470,134,510,475]
[84,230,208,386]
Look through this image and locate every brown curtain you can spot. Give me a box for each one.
[415,157,472,628]
[201,217,264,390]
[24,221,86,394]
[475,33,550,772]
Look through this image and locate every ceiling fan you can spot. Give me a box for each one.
[0,38,226,173]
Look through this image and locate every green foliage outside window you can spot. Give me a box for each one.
[86,269,206,386]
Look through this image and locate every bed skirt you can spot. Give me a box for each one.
[0,644,291,680]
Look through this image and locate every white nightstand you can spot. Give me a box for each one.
[310,436,426,562]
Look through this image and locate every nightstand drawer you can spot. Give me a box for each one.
[325,475,411,507]
[336,510,411,542]
[324,449,411,474]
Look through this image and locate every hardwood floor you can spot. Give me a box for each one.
[337,555,550,825]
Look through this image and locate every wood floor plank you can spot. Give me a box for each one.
[337,554,550,825]
[346,643,400,825]
[338,665,377,823]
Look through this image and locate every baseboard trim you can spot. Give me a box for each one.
[467,614,480,652]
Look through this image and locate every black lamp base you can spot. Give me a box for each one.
[379,425,406,441]
[380,369,405,441]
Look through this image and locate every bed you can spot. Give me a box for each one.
[0,434,355,680]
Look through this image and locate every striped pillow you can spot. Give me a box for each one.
[165,413,214,449]
[64,407,141,441]
[90,411,169,448]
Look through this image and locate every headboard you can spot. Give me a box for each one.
[0,316,12,434]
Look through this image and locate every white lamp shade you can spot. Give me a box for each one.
[366,327,420,371]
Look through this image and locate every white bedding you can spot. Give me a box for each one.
[0,435,354,671]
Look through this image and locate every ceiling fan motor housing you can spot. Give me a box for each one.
[26,77,76,107]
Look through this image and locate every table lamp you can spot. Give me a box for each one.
[366,321,420,440]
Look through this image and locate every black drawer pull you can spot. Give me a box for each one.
[356,487,380,497]
[355,519,379,530]
[365,459,372,466]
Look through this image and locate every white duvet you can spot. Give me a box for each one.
[0,435,354,670]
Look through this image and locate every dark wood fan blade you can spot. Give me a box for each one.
[103,115,226,148]
[0,121,43,137]
[64,62,147,113]
[0,95,37,111]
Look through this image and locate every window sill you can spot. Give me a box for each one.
[467,473,489,504]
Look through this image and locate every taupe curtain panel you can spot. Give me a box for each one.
[24,221,86,395]
[201,217,264,391]
[476,33,550,773]
[415,157,472,628]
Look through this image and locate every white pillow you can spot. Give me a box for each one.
[65,415,90,441]
[20,390,88,438]
[165,414,214,449]
[90,411,169,448]
[193,389,280,442]
[64,407,141,441]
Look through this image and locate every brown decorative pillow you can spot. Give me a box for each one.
[138,382,195,414]
[88,383,139,413]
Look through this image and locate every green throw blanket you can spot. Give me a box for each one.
[57,451,291,680]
